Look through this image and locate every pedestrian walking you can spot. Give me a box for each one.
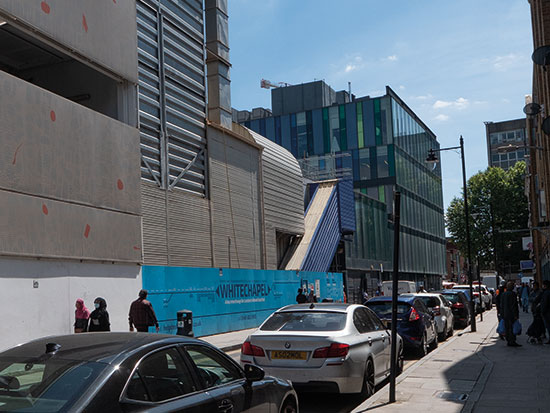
[495,284,506,340]
[529,281,542,314]
[88,297,110,332]
[296,288,307,304]
[307,289,317,303]
[501,281,521,347]
[535,280,550,344]
[129,289,159,333]
[74,298,90,333]
[520,283,530,313]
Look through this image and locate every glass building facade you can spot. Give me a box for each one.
[240,83,446,295]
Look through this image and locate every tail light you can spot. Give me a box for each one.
[432,306,441,316]
[452,303,464,309]
[409,307,420,321]
[313,343,350,358]
[241,341,265,357]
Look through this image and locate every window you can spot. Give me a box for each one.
[260,311,347,332]
[365,308,386,331]
[126,347,195,402]
[0,357,106,411]
[359,148,371,180]
[353,308,374,333]
[377,146,389,178]
[184,346,242,388]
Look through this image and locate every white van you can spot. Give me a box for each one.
[381,280,416,296]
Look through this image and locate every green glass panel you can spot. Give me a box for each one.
[378,186,385,203]
[339,105,347,151]
[357,102,364,148]
[361,188,367,195]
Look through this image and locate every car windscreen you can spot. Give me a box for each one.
[366,302,411,318]
[441,293,460,304]
[260,311,347,331]
[418,296,439,308]
[0,356,107,412]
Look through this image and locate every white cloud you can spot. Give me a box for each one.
[493,53,521,71]
[399,85,406,90]
[434,114,450,122]
[433,97,469,110]
[411,94,434,101]
[386,55,398,61]
[345,64,357,73]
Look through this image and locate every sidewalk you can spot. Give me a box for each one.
[198,327,256,352]
[352,308,550,413]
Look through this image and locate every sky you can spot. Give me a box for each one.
[227,0,533,211]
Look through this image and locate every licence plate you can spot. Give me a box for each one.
[271,350,307,360]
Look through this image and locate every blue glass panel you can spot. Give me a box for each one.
[363,100,375,147]
[281,115,291,151]
[346,103,358,150]
[312,109,324,155]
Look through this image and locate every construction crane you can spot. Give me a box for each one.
[260,78,292,89]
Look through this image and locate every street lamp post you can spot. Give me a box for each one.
[426,136,477,332]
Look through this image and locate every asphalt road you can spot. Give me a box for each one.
[225,349,418,412]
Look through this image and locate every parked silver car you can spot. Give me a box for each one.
[240,303,403,396]
[415,293,454,341]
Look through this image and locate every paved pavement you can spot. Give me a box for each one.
[352,308,550,413]
[198,327,255,352]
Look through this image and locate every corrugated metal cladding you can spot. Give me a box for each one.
[249,129,305,270]
[337,178,356,234]
[141,181,213,266]
[137,0,207,196]
[301,189,341,272]
[208,128,262,269]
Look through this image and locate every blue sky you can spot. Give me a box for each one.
[228,0,533,210]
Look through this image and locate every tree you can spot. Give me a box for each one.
[446,161,529,273]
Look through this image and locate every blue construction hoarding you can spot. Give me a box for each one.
[143,266,344,337]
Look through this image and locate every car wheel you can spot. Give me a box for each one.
[438,322,447,342]
[448,322,454,338]
[429,331,438,351]
[417,334,428,358]
[281,397,297,413]
[397,344,404,375]
[361,359,375,397]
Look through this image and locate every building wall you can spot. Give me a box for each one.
[529,0,550,282]
[249,130,305,269]
[0,258,141,351]
[0,0,142,348]
[0,0,138,82]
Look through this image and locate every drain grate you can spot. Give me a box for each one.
[435,391,469,402]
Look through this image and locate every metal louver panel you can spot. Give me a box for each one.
[137,0,206,196]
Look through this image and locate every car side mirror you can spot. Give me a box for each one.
[243,363,265,382]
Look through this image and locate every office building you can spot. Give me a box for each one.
[237,81,446,301]
[485,119,527,170]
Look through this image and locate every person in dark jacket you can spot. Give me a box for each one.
[529,281,542,314]
[501,281,521,347]
[296,288,307,304]
[495,285,506,340]
[535,280,550,344]
[129,289,159,333]
[88,297,110,332]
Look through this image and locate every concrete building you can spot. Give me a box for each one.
[0,1,352,348]
[237,81,446,301]
[485,119,527,170]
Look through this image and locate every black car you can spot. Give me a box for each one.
[438,290,471,328]
[366,295,437,357]
[0,333,298,412]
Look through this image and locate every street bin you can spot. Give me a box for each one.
[177,310,193,337]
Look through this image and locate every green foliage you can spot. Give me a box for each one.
[446,162,529,271]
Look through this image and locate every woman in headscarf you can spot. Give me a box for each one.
[88,297,111,332]
[74,298,90,333]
